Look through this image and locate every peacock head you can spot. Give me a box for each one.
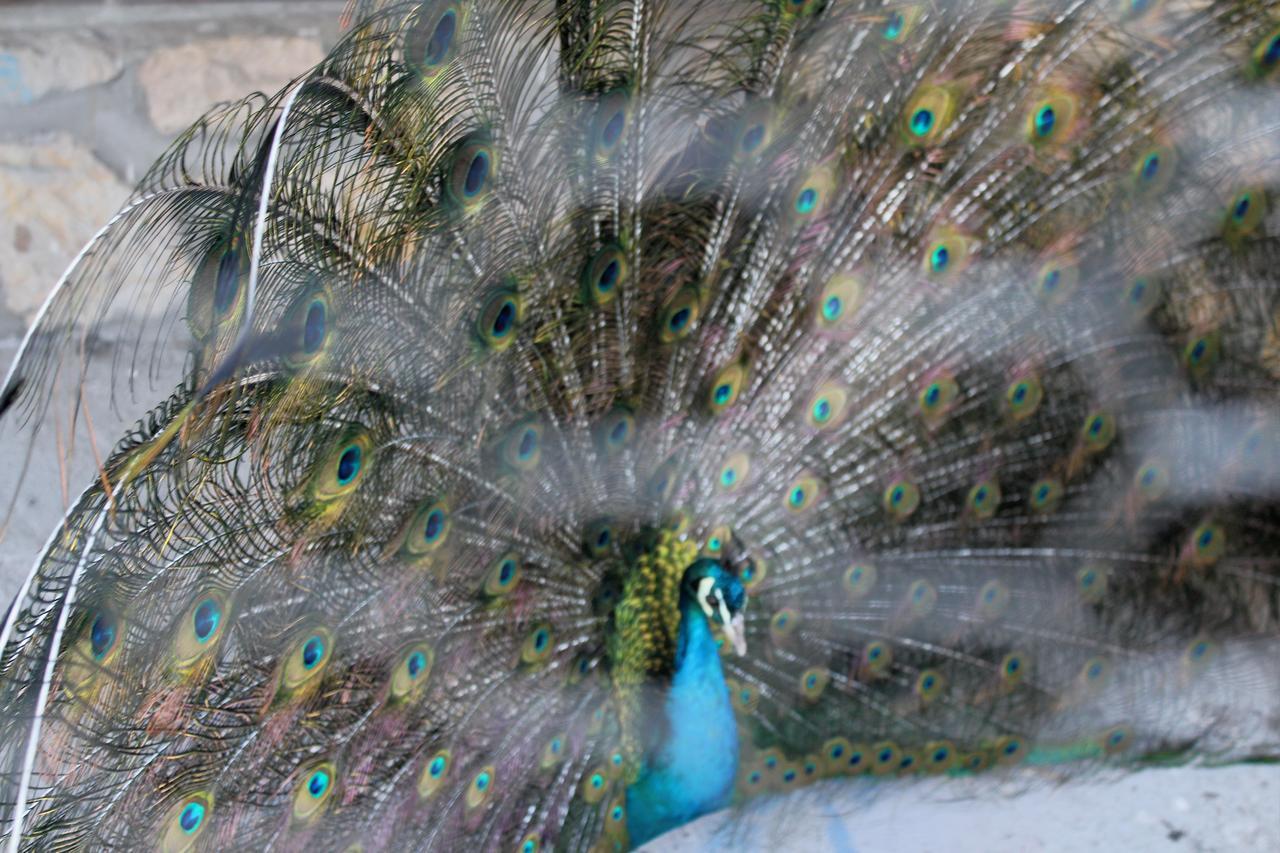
[680,558,748,656]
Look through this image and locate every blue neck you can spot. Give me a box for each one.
[625,600,739,846]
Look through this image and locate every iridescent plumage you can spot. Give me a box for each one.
[0,1,1278,850]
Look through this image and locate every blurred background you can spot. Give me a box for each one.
[0,3,1276,851]
[0,0,345,340]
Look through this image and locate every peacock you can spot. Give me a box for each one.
[0,0,1278,849]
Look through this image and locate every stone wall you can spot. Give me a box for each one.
[0,1,346,336]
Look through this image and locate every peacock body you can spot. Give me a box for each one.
[0,0,1278,849]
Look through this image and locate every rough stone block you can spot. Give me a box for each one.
[138,35,325,133]
[0,30,123,105]
[0,135,130,321]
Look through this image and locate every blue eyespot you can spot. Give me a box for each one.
[601,109,625,148]
[336,444,362,485]
[597,260,620,293]
[930,245,949,272]
[822,295,842,321]
[883,11,904,39]
[910,108,934,136]
[491,299,516,337]
[1265,34,1280,68]
[179,801,205,834]
[517,428,538,460]
[407,651,427,679]
[795,188,818,214]
[789,487,806,507]
[193,599,220,644]
[463,151,490,197]
[813,397,831,423]
[213,249,240,316]
[713,383,732,405]
[741,123,765,153]
[1034,105,1056,138]
[90,612,117,660]
[429,756,446,777]
[1140,153,1160,182]
[608,419,628,446]
[302,635,325,669]
[424,508,446,542]
[303,299,327,353]
[1233,194,1252,222]
[423,10,457,66]
[533,629,549,653]
[474,771,491,791]
[308,769,330,799]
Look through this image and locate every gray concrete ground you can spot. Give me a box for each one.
[657,764,1278,852]
[0,3,1276,851]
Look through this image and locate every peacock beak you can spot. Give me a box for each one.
[723,612,747,656]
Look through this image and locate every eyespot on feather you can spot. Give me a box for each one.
[281,626,334,694]
[814,273,863,332]
[404,1,464,80]
[292,761,338,824]
[582,244,627,308]
[476,288,524,351]
[173,592,230,668]
[418,749,452,799]
[390,643,434,700]
[187,232,249,340]
[159,792,213,853]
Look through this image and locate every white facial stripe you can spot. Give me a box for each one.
[716,595,732,631]
[696,576,716,618]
